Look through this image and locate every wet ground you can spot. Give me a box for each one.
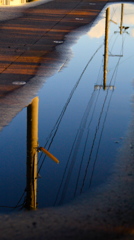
[0,0,134,239]
[0,2,134,214]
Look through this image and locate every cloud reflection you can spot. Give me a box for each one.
[87,4,134,39]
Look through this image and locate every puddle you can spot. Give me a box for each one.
[0,3,134,213]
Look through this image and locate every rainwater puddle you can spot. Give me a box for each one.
[0,3,134,213]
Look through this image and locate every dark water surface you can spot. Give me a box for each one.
[0,3,134,213]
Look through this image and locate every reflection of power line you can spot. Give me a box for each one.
[42,4,127,205]
[87,54,122,189]
[80,39,123,193]
[54,131,79,205]
[54,44,104,205]
[0,189,26,212]
[109,35,126,86]
[74,89,101,197]
[80,27,123,193]
[38,43,104,175]
[109,34,127,76]
[88,90,113,189]
[53,5,128,206]
[53,29,125,205]
[41,5,127,207]
[54,15,125,203]
[109,33,124,57]
[80,89,110,193]
[57,90,97,204]
[109,34,119,53]
[58,66,113,202]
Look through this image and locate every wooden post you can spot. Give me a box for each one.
[26,97,39,210]
[104,8,110,90]
[120,4,124,34]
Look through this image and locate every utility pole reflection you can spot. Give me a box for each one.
[26,97,39,210]
[120,4,124,34]
[114,4,129,35]
[103,7,110,90]
[94,7,114,91]
[25,97,59,210]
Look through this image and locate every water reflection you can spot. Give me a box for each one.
[26,97,59,210]
[26,97,39,210]
[0,3,134,213]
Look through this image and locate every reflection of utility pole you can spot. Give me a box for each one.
[103,7,110,90]
[95,8,114,91]
[26,97,39,210]
[25,97,59,210]
[114,4,129,35]
[120,4,124,34]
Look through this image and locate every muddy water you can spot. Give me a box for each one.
[0,3,134,213]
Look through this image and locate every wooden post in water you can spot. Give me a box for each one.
[103,8,110,90]
[26,97,39,210]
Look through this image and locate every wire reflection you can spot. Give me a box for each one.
[0,3,131,212]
